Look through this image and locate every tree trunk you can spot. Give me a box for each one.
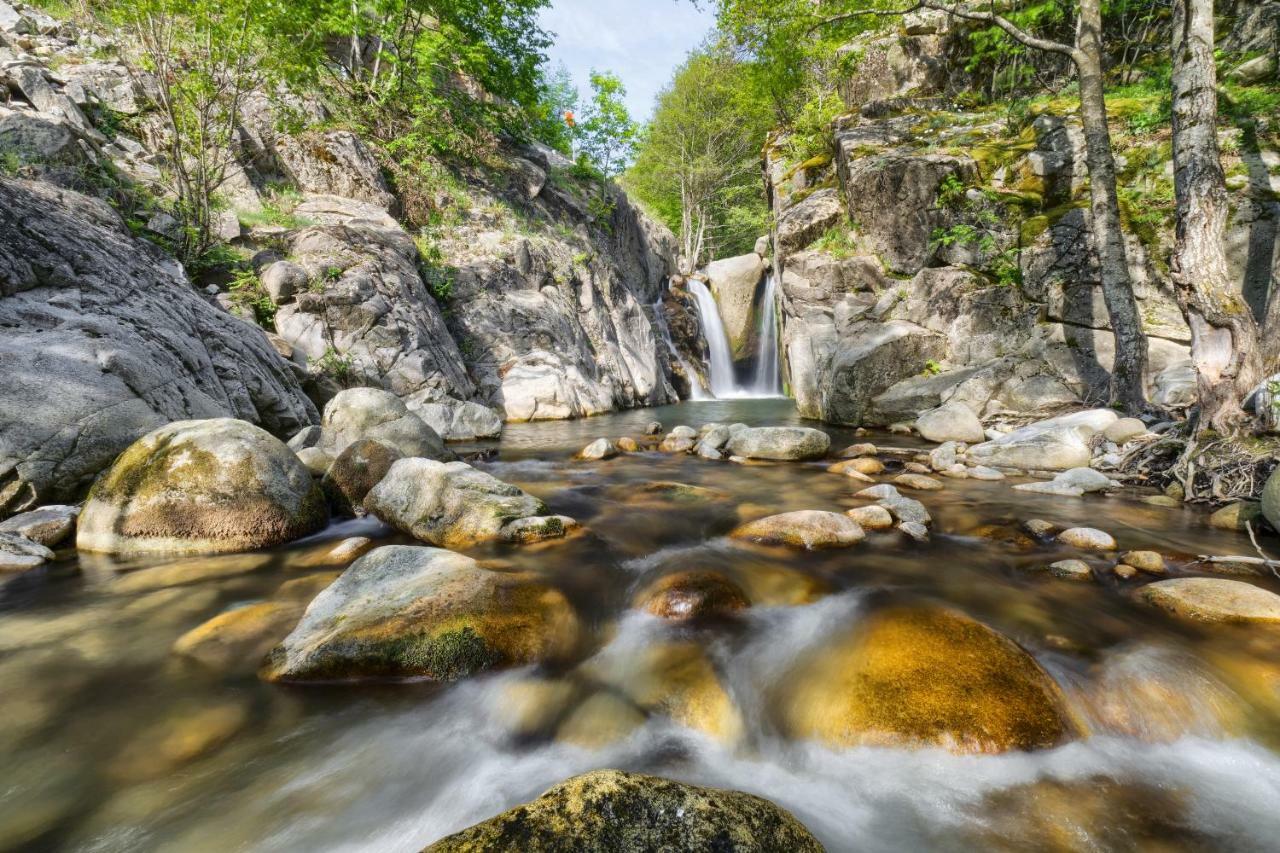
[1170,0,1263,433]
[1074,0,1149,413]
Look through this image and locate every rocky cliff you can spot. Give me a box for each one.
[0,1,683,517]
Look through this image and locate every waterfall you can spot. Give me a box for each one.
[687,279,738,398]
[751,273,781,396]
[651,296,709,400]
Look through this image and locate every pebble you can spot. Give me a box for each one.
[1056,527,1118,551]
[1112,564,1138,580]
[1048,559,1093,581]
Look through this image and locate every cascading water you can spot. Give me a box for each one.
[750,273,781,396]
[687,279,739,398]
[651,295,709,401]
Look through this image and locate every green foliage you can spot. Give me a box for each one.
[922,360,943,376]
[810,225,859,259]
[228,267,277,327]
[528,62,579,155]
[936,174,969,208]
[313,347,355,381]
[577,70,637,181]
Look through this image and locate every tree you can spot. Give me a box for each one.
[740,0,1151,414]
[1168,0,1263,433]
[626,43,773,269]
[530,62,579,155]
[577,71,637,182]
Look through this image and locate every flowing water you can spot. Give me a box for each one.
[751,274,781,397]
[651,296,709,401]
[687,280,740,398]
[5,399,1280,851]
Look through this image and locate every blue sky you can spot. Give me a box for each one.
[539,0,717,123]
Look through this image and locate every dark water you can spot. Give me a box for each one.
[4,399,1280,851]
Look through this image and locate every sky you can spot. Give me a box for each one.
[538,0,717,123]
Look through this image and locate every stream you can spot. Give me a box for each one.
[4,398,1280,851]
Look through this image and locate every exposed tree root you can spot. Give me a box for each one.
[1118,421,1280,505]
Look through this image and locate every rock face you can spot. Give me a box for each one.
[365,458,569,548]
[319,388,451,460]
[727,426,831,460]
[777,605,1075,754]
[263,545,578,681]
[424,770,824,852]
[0,180,316,518]
[1139,579,1280,625]
[76,419,327,556]
[703,252,766,357]
[816,321,948,425]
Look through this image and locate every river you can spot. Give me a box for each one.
[4,399,1280,851]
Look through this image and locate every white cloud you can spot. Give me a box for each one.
[539,0,716,122]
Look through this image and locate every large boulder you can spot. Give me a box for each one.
[703,253,766,358]
[966,409,1119,472]
[1263,466,1280,533]
[319,388,451,460]
[1139,578,1280,625]
[76,419,327,556]
[822,322,947,425]
[321,439,401,516]
[915,401,985,443]
[405,393,503,440]
[365,458,572,548]
[424,770,824,852]
[262,545,578,681]
[776,604,1076,753]
[0,180,316,518]
[727,426,831,461]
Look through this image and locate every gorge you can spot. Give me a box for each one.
[2,0,1280,851]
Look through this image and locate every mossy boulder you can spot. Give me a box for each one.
[320,387,451,461]
[322,439,402,516]
[76,419,327,557]
[262,545,578,682]
[775,604,1076,754]
[423,770,824,852]
[366,458,572,548]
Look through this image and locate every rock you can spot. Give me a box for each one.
[1139,578,1280,625]
[1103,417,1147,444]
[109,553,273,594]
[916,402,985,444]
[0,533,54,572]
[905,462,931,474]
[776,604,1075,753]
[1120,551,1166,574]
[1229,54,1276,85]
[493,515,579,544]
[1151,361,1197,408]
[76,419,327,557]
[616,436,639,453]
[322,439,402,516]
[840,442,878,458]
[275,572,342,602]
[1114,564,1138,580]
[404,394,504,441]
[555,691,646,748]
[1055,467,1116,493]
[295,446,333,476]
[263,545,578,681]
[1209,502,1263,531]
[731,510,865,549]
[893,473,942,491]
[0,505,77,547]
[669,425,698,439]
[778,187,846,255]
[172,601,303,672]
[1048,560,1093,581]
[830,457,883,476]
[288,426,324,451]
[928,441,959,471]
[1013,481,1085,498]
[634,571,750,620]
[1144,495,1181,507]
[899,521,930,542]
[0,181,316,518]
[364,458,565,548]
[496,677,579,737]
[727,426,830,461]
[578,438,618,461]
[880,495,932,526]
[659,434,696,453]
[423,770,824,852]
[856,484,901,501]
[644,421,663,435]
[846,505,895,530]
[319,388,451,461]
[966,410,1119,472]
[967,465,1005,481]
[1023,519,1056,537]
[1056,527,1117,551]
[260,261,307,305]
[110,699,249,782]
[820,321,947,425]
[703,253,767,356]
[1263,467,1280,533]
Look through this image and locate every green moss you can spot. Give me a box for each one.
[392,627,501,680]
[1020,200,1088,244]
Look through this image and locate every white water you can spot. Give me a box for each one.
[751,273,781,396]
[687,279,739,398]
[651,297,709,401]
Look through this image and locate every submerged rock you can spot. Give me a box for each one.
[830,457,883,476]
[263,546,578,681]
[727,427,831,461]
[1209,502,1264,532]
[731,510,865,549]
[1139,578,1280,625]
[776,604,1076,754]
[893,473,943,491]
[423,770,824,852]
[634,571,750,620]
[173,601,303,672]
[365,458,568,548]
[76,419,326,557]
